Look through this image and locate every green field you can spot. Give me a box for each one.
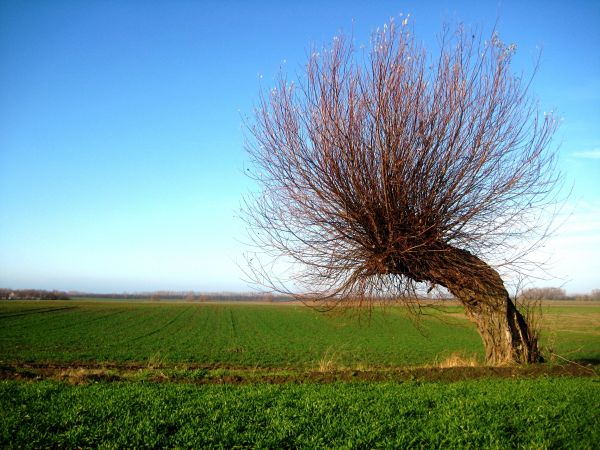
[2,377,598,449]
[1,300,598,367]
[1,299,599,448]
[0,300,485,367]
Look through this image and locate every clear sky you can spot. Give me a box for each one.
[1,0,598,294]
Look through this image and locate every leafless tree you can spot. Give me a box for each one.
[244,18,560,364]
[520,287,567,301]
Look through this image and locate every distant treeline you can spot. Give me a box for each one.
[0,288,291,302]
[2,287,599,302]
[0,289,70,300]
[520,287,600,302]
[71,291,294,302]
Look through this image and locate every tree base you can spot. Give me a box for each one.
[464,296,543,365]
[428,246,543,365]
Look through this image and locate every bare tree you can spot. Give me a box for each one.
[244,18,560,365]
[520,287,567,301]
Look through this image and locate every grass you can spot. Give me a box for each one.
[1,300,598,368]
[538,303,600,363]
[1,299,598,448]
[1,377,598,449]
[0,300,484,367]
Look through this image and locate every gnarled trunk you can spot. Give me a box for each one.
[428,246,542,365]
[454,286,542,365]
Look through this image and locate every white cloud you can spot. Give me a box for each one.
[570,149,600,159]
[524,200,600,293]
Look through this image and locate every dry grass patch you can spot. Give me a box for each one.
[316,347,345,372]
[437,352,480,368]
[56,367,121,384]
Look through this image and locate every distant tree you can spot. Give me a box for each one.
[0,289,70,300]
[244,18,560,364]
[521,287,567,301]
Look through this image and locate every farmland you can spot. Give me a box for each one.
[0,300,485,367]
[1,299,598,367]
[2,377,598,448]
[1,299,599,448]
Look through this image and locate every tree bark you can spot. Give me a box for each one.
[427,246,543,365]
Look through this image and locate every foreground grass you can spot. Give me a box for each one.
[2,377,598,449]
[1,301,598,448]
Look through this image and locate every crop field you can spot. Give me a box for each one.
[2,377,598,448]
[1,299,599,448]
[1,299,598,367]
[0,300,485,367]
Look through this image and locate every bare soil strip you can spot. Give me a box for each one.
[0,361,596,385]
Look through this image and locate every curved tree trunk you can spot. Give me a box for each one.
[428,247,543,365]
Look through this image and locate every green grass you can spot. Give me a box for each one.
[1,300,598,367]
[0,300,484,367]
[1,377,598,449]
[538,303,600,362]
[1,300,598,448]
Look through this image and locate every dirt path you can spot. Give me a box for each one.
[1,361,596,385]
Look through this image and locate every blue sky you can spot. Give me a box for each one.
[0,0,598,294]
